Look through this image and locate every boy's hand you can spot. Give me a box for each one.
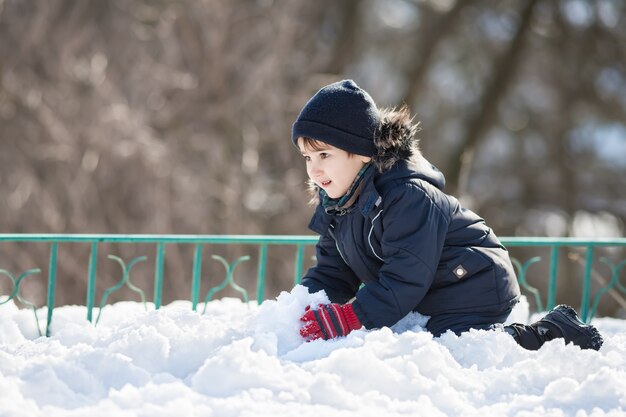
[299,303,362,340]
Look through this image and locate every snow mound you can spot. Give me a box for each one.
[1,287,624,417]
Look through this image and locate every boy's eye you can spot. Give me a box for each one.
[303,155,311,162]
[320,152,329,159]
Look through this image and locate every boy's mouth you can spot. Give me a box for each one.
[320,180,332,188]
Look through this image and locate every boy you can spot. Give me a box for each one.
[292,79,602,350]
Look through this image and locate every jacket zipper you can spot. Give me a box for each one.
[335,240,349,266]
[368,209,384,261]
[329,223,350,266]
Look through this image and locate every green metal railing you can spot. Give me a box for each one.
[0,234,624,337]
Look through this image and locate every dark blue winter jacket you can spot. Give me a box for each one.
[301,155,521,335]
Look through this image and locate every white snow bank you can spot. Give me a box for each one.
[1,286,625,417]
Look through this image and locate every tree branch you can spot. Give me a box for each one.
[402,1,466,107]
[449,0,538,196]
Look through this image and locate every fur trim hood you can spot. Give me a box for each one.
[372,106,421,173]
[372,106,446,191]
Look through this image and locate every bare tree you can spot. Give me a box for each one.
[1,0,624,315]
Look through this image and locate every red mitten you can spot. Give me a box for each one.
[300,303,362,340]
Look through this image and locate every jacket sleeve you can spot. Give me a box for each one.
[352,182,451,329]
[300,234,361,304]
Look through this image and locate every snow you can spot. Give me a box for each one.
[1,286,625,417]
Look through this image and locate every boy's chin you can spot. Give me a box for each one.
[328,191,348,199]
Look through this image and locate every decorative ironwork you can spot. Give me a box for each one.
[0,234,624,336]
[589,258,626,320]
[511,256,543,312]
[95,255,148,325]
[0,268,44,336]
[202,255,250,314]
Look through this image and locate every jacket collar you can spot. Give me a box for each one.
[308,166,381,235]
[307,156,446,235]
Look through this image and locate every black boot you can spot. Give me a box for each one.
[505,305,603,351]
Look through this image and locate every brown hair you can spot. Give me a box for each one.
[296,136,358,158]
[297,136,328,152]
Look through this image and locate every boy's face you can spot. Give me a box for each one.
[297,138,371,199]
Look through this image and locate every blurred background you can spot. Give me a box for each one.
[0,0,625,314]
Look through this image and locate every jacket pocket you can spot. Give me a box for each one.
[432,247,493,289]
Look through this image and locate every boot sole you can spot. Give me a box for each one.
[545,305,603,350]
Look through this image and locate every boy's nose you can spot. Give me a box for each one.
[308,161,323,177]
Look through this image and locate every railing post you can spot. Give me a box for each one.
[191,243,203,311]
[580,246,594,322]
[294,244,305,286]
[547,246,559,311]
[154,242,165,310]
[86,242,98,322]
[257,244,268,304]
[46,242,58,337]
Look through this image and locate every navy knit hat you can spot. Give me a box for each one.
[291,80,380,156]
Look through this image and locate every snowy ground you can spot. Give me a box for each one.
[1,286,625,417]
